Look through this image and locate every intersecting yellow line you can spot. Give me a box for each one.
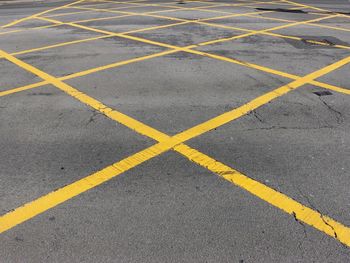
[282,0,350,20]
[36,13,350,94]
[193,20,350,50]
[37,2,348,53]
[1,9,349,97]
[1,2,349,246]
[0,0,260,37]
[1,0,85,28]
[69,0,350,39]
[245,13,350,33]
[42,3,149,19]
[11,35,112,56]
[2,7,343,74]
[0,47,350,246]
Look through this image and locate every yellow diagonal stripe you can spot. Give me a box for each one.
[0,47,350,247]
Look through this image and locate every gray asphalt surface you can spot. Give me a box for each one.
[0,0,350,262]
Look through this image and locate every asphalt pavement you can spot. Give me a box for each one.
[0,0,350,262]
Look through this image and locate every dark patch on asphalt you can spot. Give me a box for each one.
[313,90,333,97]
[283,36,348,49]
[255,7,350,16]
[14,237,24,242]
[255,8,307,14]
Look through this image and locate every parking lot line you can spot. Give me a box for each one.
[9,35,111,57]
[37,13,350,95]
[0,45,349,246]
[2,14,350,98]
[1,0,85,28]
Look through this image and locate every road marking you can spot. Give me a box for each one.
[0,48,350,246]
[0,81,48,97]
[9,35,111,57]
[2,16,350,98]
[0,50,177,98]
[1,0,85,28]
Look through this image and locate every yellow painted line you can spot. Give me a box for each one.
[70,8,274,26]
[69,2,288,24]
[281,0,332,13]
[3,11,349,98]
[59,20,190,50]
[1,0,85,28]
[45,9,98,18]
[119,20,190,34]
[0,6,272,38]
[37,16,64,25]
[0,23,60,37]
[245,13,297,23]
[192,49,350,95]
[246,13,350,33]
[70,14,133,24]
[0,143,168,234]
[0,48,168,141]
[9,35,111,57]
[43,3,146,19]
[174,145,350,246]
[193,13,341,46]
[313,81,350,95]
[0,81,48,97]
[283,0,350,20]
[168,55,350,146]
[193,20,350,50]
[72,5,189,22]
[1,48,350,246]
[60,49,179,80]
[0,49,178,98]
[69,0,350,55]
[1,4,348,98]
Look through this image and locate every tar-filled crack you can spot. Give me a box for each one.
[255,7,350,16]
[301,38,335,47]
[292,210,307,256]
[292,211,308,238]
[318,97,344,124]
[250,110,266,123]
[300,191,340,242]
[255,7,307,13]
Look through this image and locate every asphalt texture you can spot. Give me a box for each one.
[0,0,350,262]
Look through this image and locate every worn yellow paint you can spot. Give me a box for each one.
[1,47,350,247]
[174,145,350,246]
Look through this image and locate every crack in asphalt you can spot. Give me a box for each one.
[318,97,344,125]
[86,109,102,126]
[301,192,341,243]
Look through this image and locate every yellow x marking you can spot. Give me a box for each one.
[0,0,349,249]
